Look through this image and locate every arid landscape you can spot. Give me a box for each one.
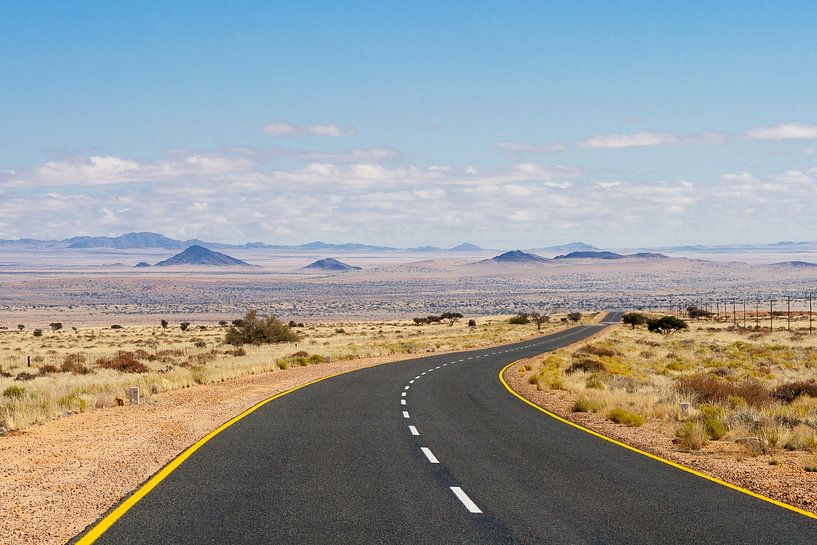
[5,4,817,543]
[508,315,817,513]
[2,240,817,327]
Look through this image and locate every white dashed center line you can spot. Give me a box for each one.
[402,411,410,419]
[404,385,410,390]
[420,447,439,463]
[401,399,406,406]
[408,425,419,436]
[401,392,406,397]
[451,487,482,513]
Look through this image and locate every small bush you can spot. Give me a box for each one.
[676,420,709,450]
[3,385,26,399]
[566,358,607,374]
[193,340,207,348]
[15,372,36,381]
[576,344,618,358]
[585,374,604,389]
[225,310,299,346]
[607,407,644,427]
[32,329,43,337]
[804,455,817,472]
[97,353,149,373]
[699,405,728,440]
[572,396,595,412]
[783,424,817,452]
[228,347,247,357]
[676,375,769,407]
[62,353,88,372]
[647,316,688,334]
[771,381,817,404]
[508,314,530,325]
[110,324,123,330]
[39,364,60,375]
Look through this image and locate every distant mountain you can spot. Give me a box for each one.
[651,240,817,254]
[484,250,550,264]
[303,257,361,272]
[154,245,253,267]
[556,251,624,260]
[628,252,669,259]
[67,232,185,250]
[134,261,152,268]
[555,251,669,260]
[529,242,601,254]
[449,242,482,252]
[765,260,817,269]
[0,231,489,253]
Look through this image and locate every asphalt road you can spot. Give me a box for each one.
[79,313,816,544]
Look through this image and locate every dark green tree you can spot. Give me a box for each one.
[622,312,648,330]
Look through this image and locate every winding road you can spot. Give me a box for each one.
[76,313,816,544]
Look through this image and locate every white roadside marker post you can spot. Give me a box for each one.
[128,386,140,405]
[680,401,690,417]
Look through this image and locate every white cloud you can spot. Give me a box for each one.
[3,147,817,247]
[496,141,567,153]
[299,147,399,162]
[578,131,680,150]
[263,121,353,137]
[744,123,817,141]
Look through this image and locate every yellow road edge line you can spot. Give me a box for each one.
[75,371,352,544]
[499,360,817,521]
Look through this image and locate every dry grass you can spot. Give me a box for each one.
[523,316,817,465]
[0,313,595,430]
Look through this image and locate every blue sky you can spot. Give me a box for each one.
[1,1,817,248]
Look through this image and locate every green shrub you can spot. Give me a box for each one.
[699,405,728,440]
[3,386,25,399]
[572,396,594,412]
[585,374,604,389]
[225,310,299,346]
[607,407,644,427]
[676,420,709,450]
[647,316,687,335]
[508,314,530,325]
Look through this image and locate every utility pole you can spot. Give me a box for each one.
[716,299,720,321]
[742,299,747,329]
[732,299,737,327]
[770,299,776,331]
[808,292,814,334]
[786,296,792,331]
[755,299,760,329]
